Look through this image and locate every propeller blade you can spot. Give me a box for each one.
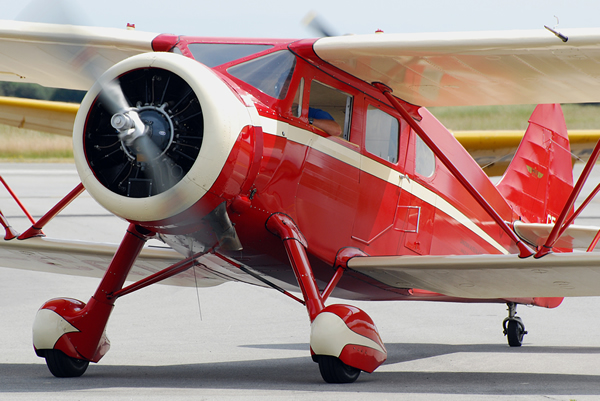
[302,11,337,37]
[109,98,178,195]
[100,78,131,115]
[132,135,177,192]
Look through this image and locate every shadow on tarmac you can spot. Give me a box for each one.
[2,342,600,396]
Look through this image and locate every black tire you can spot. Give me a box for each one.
[45,350,89,378]
[506,320,524,347]
[318,356,361,383]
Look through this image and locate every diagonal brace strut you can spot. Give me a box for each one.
[373,82,534,258]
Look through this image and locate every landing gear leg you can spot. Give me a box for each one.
[266,214,386,383]
[502,302,527,347]
[33,224,152,377]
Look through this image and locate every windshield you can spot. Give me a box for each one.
[187,43,273,68]
[227,50,296,99]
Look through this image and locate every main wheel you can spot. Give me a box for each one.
[45,350,89,377]
[506,319,525,347]
[318,356,361,383]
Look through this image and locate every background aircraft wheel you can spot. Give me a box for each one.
[506,319,525,347]
[318,355,361,383]
[44,350,89,377]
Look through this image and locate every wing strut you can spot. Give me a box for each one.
[372,83,534,258]
[0,209,18,240]
[211,252,306,305]
[535,138,600,257]
[18,183,85,239]
[109,248,213,300]
[0,175,36,225]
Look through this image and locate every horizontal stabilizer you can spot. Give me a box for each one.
[514,221,600,249]
[348,252,600,298]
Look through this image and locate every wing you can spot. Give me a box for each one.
[0,20,157,135]
[0,20,158,90]
[348,252,600,299]
[313,28,600,107]
[0,96,77,136]
[0,236,278,288]
[454,130,600,176]
[0,236,191,285]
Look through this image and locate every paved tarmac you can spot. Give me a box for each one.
[1,163,600,400]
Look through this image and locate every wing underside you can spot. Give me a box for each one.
[348,252,600,299]
[0,20,157,91]
[0,237,275,289]
[312,28,600,107]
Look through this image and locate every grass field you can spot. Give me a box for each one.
[0,125,72,162]
[1,104,599,162]
[429,104,600,131]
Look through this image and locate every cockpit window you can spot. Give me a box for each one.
[308,81,352,139]
[227,50,296,99]
[187,43,273,68]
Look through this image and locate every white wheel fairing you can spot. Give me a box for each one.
[310,311,386,357]
[32,309,79,351]
[73,52,258,222]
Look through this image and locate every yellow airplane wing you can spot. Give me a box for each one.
[0,96,77,136]
[454,130,600,176]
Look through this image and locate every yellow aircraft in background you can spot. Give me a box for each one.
[1,95,597,176]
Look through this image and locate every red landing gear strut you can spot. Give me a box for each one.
[266,213,387,383]
[32,224,153,377]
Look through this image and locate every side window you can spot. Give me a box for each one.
[415,135,436,177]
[291,78,304,118]
[365,105,399,163]
[308,80,352,139]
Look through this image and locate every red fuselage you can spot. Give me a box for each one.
[136,35,549,305]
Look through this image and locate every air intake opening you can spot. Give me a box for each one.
[84,67,204,197]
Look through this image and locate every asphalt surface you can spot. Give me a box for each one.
[1,163,600,400]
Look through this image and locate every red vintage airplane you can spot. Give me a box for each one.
[2,20,600,383]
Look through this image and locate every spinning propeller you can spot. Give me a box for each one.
[16,0,204,198]
[302,11,338,37]
[85,68,203,198]
[16,0,238,252]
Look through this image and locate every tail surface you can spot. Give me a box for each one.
[496,104,573,224]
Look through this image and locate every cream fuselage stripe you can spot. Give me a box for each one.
[260,116,509,255]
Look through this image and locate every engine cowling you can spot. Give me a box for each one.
[73,52,260,233]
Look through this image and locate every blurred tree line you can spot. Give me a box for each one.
[0,82,84,102]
